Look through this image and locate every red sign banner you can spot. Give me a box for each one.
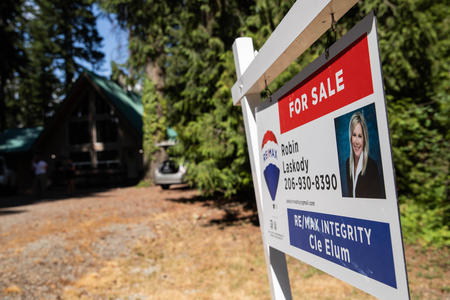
[278,35,373,134]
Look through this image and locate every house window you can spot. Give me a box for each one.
[70,151,91,169]
[70,151,90,162]
[68,121,90,145]
[97,150,118,161]
[96,120,118,143]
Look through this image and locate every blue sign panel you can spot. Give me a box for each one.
[287,209,396,288]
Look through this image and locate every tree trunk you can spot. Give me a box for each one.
[145,60,166,184]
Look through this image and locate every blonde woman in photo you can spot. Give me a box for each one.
[345,111,385,198]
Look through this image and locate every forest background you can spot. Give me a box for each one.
[1,0,448,248]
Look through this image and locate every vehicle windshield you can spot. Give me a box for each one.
[160,160,179,174]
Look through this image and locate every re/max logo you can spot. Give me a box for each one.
[263,148,277,162]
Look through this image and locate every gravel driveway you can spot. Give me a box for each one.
[0,186,196,299]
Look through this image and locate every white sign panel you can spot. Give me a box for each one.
[256,14,409,299]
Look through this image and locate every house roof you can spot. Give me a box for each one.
[1,72,144,154]
[85,71,143,135]
[0,127,44,153]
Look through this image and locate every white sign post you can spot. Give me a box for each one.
[232,2,409,300]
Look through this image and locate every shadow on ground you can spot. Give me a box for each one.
[0,208,28,216]
[0,183,135,211]
[207,208,260,228]
[165,187,259,227]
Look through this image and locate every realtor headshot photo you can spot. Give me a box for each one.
[334,103,386,199]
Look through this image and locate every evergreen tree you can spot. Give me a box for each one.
[36,0,104,96]
[2,0,104,129]
[163,0,256,196]
[0,0,26,131]
[15,2,60,127]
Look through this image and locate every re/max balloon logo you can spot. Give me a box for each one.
[261,130,280,201]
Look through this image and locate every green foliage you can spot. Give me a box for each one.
[172,51,251,197]
[14,2,61,127]
[0,0,26,131]
[98,0,179,76]
[36,0,104,95]
[388,98,449,205]
[400,201,450,248]
[136,179,151,188]
[161,1,256,196]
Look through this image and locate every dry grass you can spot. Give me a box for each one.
[61,188,448,300]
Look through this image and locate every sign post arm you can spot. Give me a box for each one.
[231,0,359,105]
[233,37,292,300]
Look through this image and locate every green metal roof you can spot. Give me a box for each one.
[0,127,43,153]
[85,71,143,135]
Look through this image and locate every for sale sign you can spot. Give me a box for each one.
[256,14,409,299]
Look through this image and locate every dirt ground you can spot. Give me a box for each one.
[0,186,448,299]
